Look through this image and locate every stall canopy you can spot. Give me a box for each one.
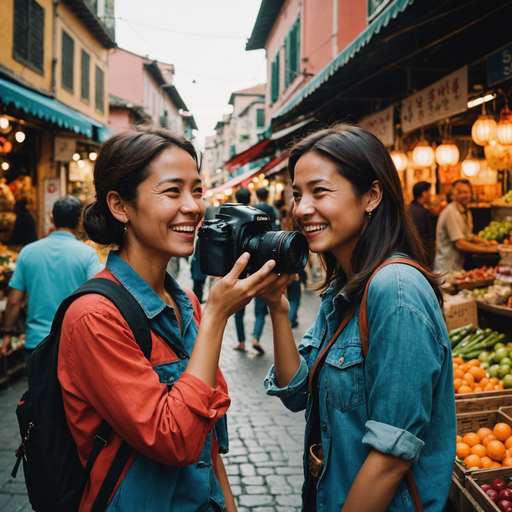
[222,139,271,172]
[205,165,267,196]
[260,153,289,176]
[0,77,114,142]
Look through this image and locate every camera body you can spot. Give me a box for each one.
[197,204,308,277]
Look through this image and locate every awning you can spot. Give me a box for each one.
[205,165,265,196]
[260,153,289,177]
[222,139,271,171]
[0,77,114,141]
[262,0,415,134]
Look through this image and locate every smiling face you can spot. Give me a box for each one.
[123,146,205,262]
[292,151,369,267]
[452,182,472,210]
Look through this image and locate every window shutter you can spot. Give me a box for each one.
[13,0,30,63]
[256,108,265,129]
[294,18,300,79]
[81,50,90,102]
[95,66,104,112]
[29,1,44,73]
[61,30,74,91]
[285,31,290,88]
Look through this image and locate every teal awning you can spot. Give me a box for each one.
[0,77,113,141]
[262,0,415,137]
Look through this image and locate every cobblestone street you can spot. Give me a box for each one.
[0,260,321,511]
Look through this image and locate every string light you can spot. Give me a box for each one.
[73,153,81,161]
[89,152,98,161]
[15,130,25,143]
[1,162,9,171]
[0,117,9,130]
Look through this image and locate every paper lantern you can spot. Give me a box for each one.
[484,141,512,170]
[472,115,497,146]
[412,141,435,168]
[435,141,459,166]
[461,158,480,177]
[390,150,408,172]
[497,107,512,145]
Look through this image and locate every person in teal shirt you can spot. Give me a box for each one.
[1,195,101,362]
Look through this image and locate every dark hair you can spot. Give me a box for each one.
[452,179,472,192]
[83,125,198,246]
[235,187,251,205]
[412,181,431,201]
[288,124,443,308]
[53,195,83,229]
[274,199,285,209]
[255,187,269,201]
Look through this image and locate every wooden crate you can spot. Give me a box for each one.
[455,411,512,484]
[465,467,512,512]
[456,392,512,411]
[499,407,512,422]
[450,476,485,512]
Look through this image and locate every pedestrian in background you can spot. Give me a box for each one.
[260,125,456,512]
[190,242,206,303]
[408,181,435,266]
[58,126,280,511]
[8,198,38,250]
[1,195,101,364]
[254,187,278,230]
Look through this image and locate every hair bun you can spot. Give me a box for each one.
[83,200,124,246]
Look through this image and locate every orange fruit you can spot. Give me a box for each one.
[483,434,498,447]
[453,356,464,365]
[494,423,512,441]
[468,359,481,367]
[463,433,481,448]
[495,385,505,391]
[453,363,459,372]
[484,384,495,391]
[456,443,471,459]
[461,364,469,373]
[474,387,483,393]
[491,461,502,467]
[481,456,493,468]
[464,454,483,469]
[463,373,475,385]
[453,378,463,392]
[454,369,465,379]
[477,428,493,440]
[490,377,500,385]
[505,436,512,449]
[487,440,507,461]
[480,378,490,387]
[471,444,487,457]
[503,457,512,467]
[457,435,463,443]
[458,386,473,394]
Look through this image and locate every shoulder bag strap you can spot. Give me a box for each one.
[358,257,429,512]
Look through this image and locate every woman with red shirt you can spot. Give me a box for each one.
[58,125,283,511]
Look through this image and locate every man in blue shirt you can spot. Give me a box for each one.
[1,195,101,363]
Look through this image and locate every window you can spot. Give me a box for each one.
[81,50,90,102]
[229,144,236,158]
[368,0,392,19]
[61,30,74,92]
[271,52,280,106]
[95,66,104,113]
[285,16,300,88]
[13,0,45,74]
[256,108,265,129]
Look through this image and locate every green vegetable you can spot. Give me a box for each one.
[449,324,473,338]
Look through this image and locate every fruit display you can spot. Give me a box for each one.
[456,422,512,470]
[479,220,512,243]
[499,190,512,204]
[449,266,496,285]
[479,478,512,510]
[472,285,512,308]
[452,357,504,394]
[451,325,506,360]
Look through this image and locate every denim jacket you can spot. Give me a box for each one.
[265,260,456,512]
[105,252,229,512]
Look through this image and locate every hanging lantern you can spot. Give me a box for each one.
[412,141,435,168]
[461,158,480,177]
[390,150,408,172]
[472,115,497,146]
[497,107,512,145]
[435,141,459,166]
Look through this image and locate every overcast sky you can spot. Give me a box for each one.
[114,0,267,147]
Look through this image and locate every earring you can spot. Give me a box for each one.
[367,210,372,219]
[124,217,127,222]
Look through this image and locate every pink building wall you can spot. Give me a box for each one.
[108,110,134,133]
[108,48,144,106]
[337,0,367,54]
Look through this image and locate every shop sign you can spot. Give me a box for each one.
[43,178,60,236]
[401,66,468,133]
[54,137,76,162]
[487,42,512,86]
[358,105,394,148]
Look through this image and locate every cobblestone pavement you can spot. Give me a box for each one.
[0,259,321,511]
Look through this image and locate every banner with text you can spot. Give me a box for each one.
[401,66,468,133]
[358,105,394,148]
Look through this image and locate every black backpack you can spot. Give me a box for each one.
[12,278,152,512]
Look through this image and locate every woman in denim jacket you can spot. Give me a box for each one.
[261,125,456,511]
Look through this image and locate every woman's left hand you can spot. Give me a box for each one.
[257,272,295,315]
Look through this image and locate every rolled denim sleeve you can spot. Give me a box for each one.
[362,420,425,461]
[264,358,309,412]
[363,266,445,461]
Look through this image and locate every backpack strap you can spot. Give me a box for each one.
[56,278,152,511]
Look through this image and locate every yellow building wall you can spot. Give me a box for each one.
[0,0,54,92]
[55,2,109,125]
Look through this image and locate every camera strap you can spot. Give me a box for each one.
[306,257,427,512]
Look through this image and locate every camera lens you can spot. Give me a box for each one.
[244,231,309,274]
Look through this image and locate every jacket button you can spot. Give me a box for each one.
[321,424,327,432]
[338,357,344,365]
[198,461,207,468]
[179,352,187,359]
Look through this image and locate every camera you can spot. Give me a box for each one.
[197,203,309,277]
